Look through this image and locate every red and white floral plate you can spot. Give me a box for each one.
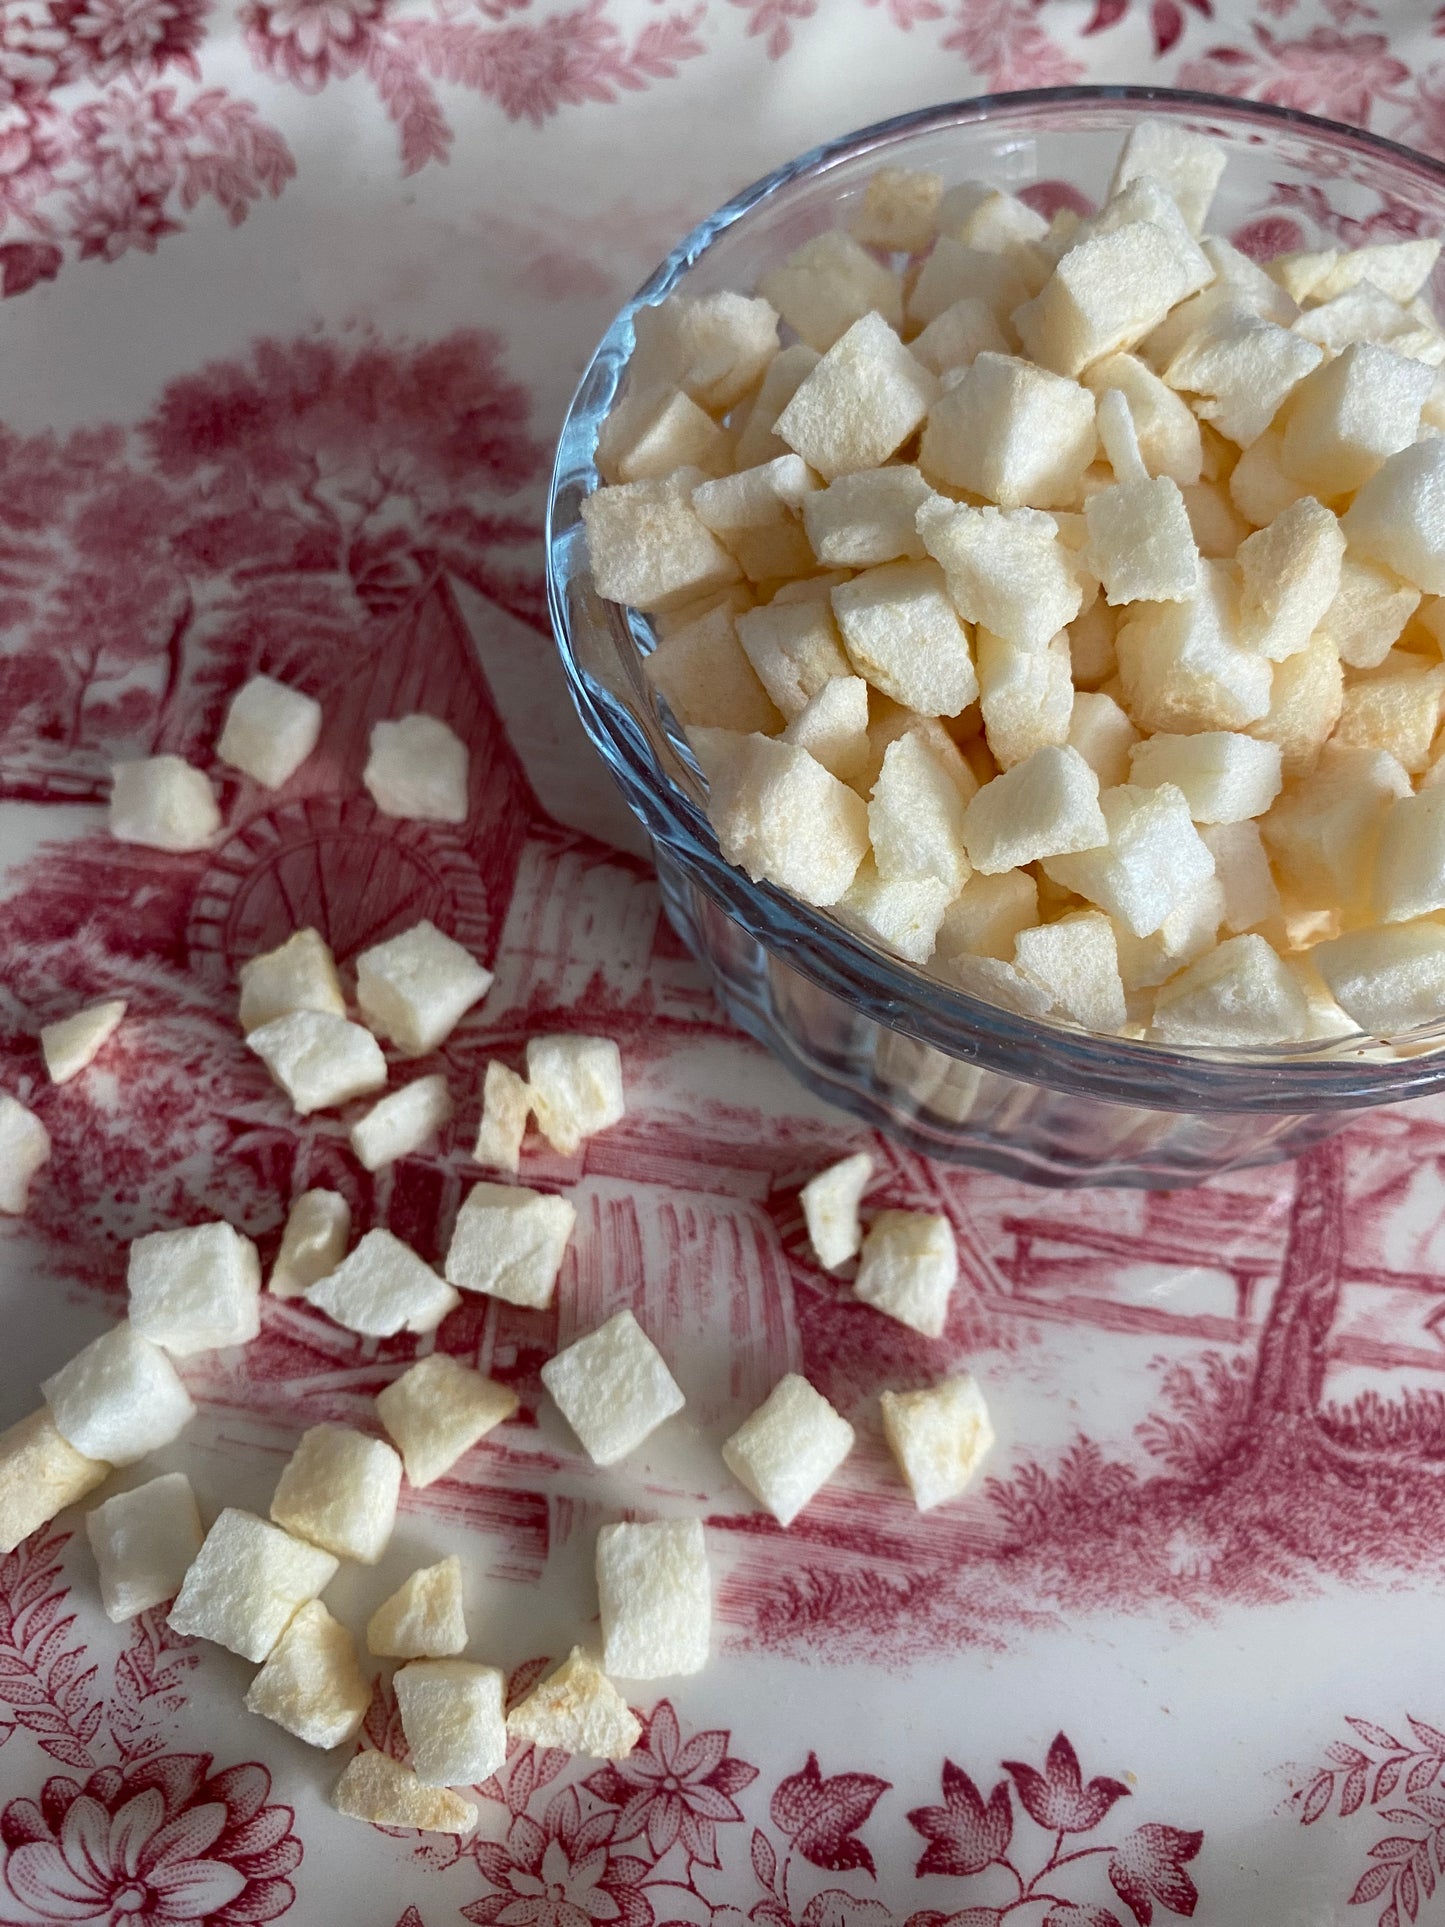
[4,4,1445,1923]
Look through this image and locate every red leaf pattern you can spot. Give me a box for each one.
[771,1753,890,1876]
[907,1760,1012,1877]
[1005,1734,1131,1835]
[1108,1825,1204,1925]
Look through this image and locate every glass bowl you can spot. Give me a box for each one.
[547,85,1445,1189]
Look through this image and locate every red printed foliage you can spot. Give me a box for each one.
[770,1753,890,1876]
[908,1760,1012,1876]
[0,1534,100,1775]
[1299,1716,1445,1927]
[1006,1734,1130,1836]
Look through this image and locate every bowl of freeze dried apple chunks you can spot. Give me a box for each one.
[548,87,1445,1185]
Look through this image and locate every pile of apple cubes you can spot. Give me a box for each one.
[0,678,990,1835]
[583,119,1445,1049]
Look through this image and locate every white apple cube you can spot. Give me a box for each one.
[43,1325,195,1466]
[396,1659,507,1786]
[800,1151,873,1271]
[1200,820,1280,935]
[109,757,221,853]
[525,1035,624,1155]
[270,1189,351,1300]
[473,1060,533,1176]
[775,312,938,480]
[976,628,1075,771]
[735,598,852,720]
[363,713,469,824]
[757,231,902,352]
[355,920,493,1057]
[920,352,1097,510]
[854,1209,958,1338]
[961,745,1107,874]
[86,1472,202,1623]
[248,1010,387,1116]
[1280,342,1434,497]
[851,165,943,252]
[692,729,869,908]
[1112,874,1224,992]
[832,561,978,717]
[1067,691,1140,789]
[1313,919,1445,1034]
[1317,555,1419,671]
[1183,479,1251,559]
[629,290,779,411]
[377,1353,517,1490]
[306,1229,459,1338]
[331,1750,477,1836]
[781,675,871,784]
[507,1646,641,1761]
[1343,439,1445,594]
[1043,781,1215,938]
[1126,731,1282,824]
[42,1000,126,1085]
[1294,283,1416,352]
[1229,428,1308,529]
[218,675,322,790]
[1310,239,1441,305]
[645,603,781,735]
[350,1075,453,1172]
[0,1410,107,1557]
[595,385,732,485]
[1248,630,1343,780]
[597,1518,710,1680]
[802,466,933,569]
[582,472,741,614]
[168,1508,338,1661]
[939,181,1048,250]
[1014,910,1127,1032]
[722,1374,854,1528]
[1110,120,1226,233]
[245,1598,370,1750]
[908,236,1036,331]
[1163,303,1321,446]
[881,1373,995,1512]
[1236,497,1345,662]
[541,1309,684,1467]
[127,1220,261,1356]
[238,929,346,1034]
[910,296,1011,376]
[1084,475,1199,606]
[869,730,974,891]
[691,457,817,584]
[1015,220,1196,377]
[1082,353,1203,485]
[732,343,820,468]
[916,500,1083,651]
[368,1556,467,1659]
[444,1181,576,1310]
[1375,788,1445,923]
[1334,659,1445,774]
[1115,560,1272,735]
[271,1425,400,1566]
[941,954,1053,1018]
[0,1093,49,1216]
[1151,933,1311,1047]
[935,869,1039,961]
[1261,744,1410,913]
[838,861,952,964]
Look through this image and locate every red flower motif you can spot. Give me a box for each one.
[464,1787,652,1927]
[583,1701,756,1869]
[1004,1734,1130,1837]
[240,0,380,91]
[770,1753,889,1878]
[0,0,69,100]
[72,82,189,190]
[1178,26,1408,126]
[0,1751,301,1924]
[1045,1909,1125,1927]
[908,1760,1013,1878]
[1108,1824,1203,1926]
[51,0,208,82]
[67,177,180,257]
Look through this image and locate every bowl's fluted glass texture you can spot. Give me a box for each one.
[548,87,1445,1188]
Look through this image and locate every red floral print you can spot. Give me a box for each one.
[50,0,206,83]
[1177,24,1409,122]
[909,1762,1012,1878]
[463,1787,652,1927]
[1297,1715,1445,1927]
[1004,1736,1130,1837]
[583,1701,757,1869]
[1,1753,301,1924]
[241,0,380,90]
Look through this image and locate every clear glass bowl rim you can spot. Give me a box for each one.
[547,83,1445,1115]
